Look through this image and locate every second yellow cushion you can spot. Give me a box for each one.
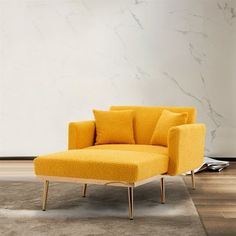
[93,110,135,145]
[150,110,188,146]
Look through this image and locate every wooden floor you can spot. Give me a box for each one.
[183,162,236,236]
[0,160,236,236]
[0,160,35,180]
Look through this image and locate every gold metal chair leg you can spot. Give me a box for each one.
[160,177,165,204]
[82,184,87,197]
[42,180,49,211]
[191,170,195,190]
[128,187,134,220]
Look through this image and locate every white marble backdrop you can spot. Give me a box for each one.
[0,0,235,157]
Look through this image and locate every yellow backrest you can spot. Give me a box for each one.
[110,106,196,144]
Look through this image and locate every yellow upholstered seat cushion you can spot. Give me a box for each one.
[87,144,168,156]
[34,149,168,182]
[93,110,135,145]
[150,110,188,146]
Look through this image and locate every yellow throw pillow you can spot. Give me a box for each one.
[93,110,135,145]
[150,110,188,146]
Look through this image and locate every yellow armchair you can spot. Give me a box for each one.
[34,106,206,219]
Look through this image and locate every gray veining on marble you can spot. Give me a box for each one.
[0,0,235,157]
[163,72,203,105]
[163,70,225,152]
[129,9,144,29]
[217,1,236,25]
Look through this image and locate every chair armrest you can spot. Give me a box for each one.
[167,124,206,175]
[68,121,95,149]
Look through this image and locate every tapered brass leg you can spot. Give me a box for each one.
[191,170,195,190]
[42,180,49,211]
[128,187,134,220]
[82,184,87,197]
[160,177,165,204]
